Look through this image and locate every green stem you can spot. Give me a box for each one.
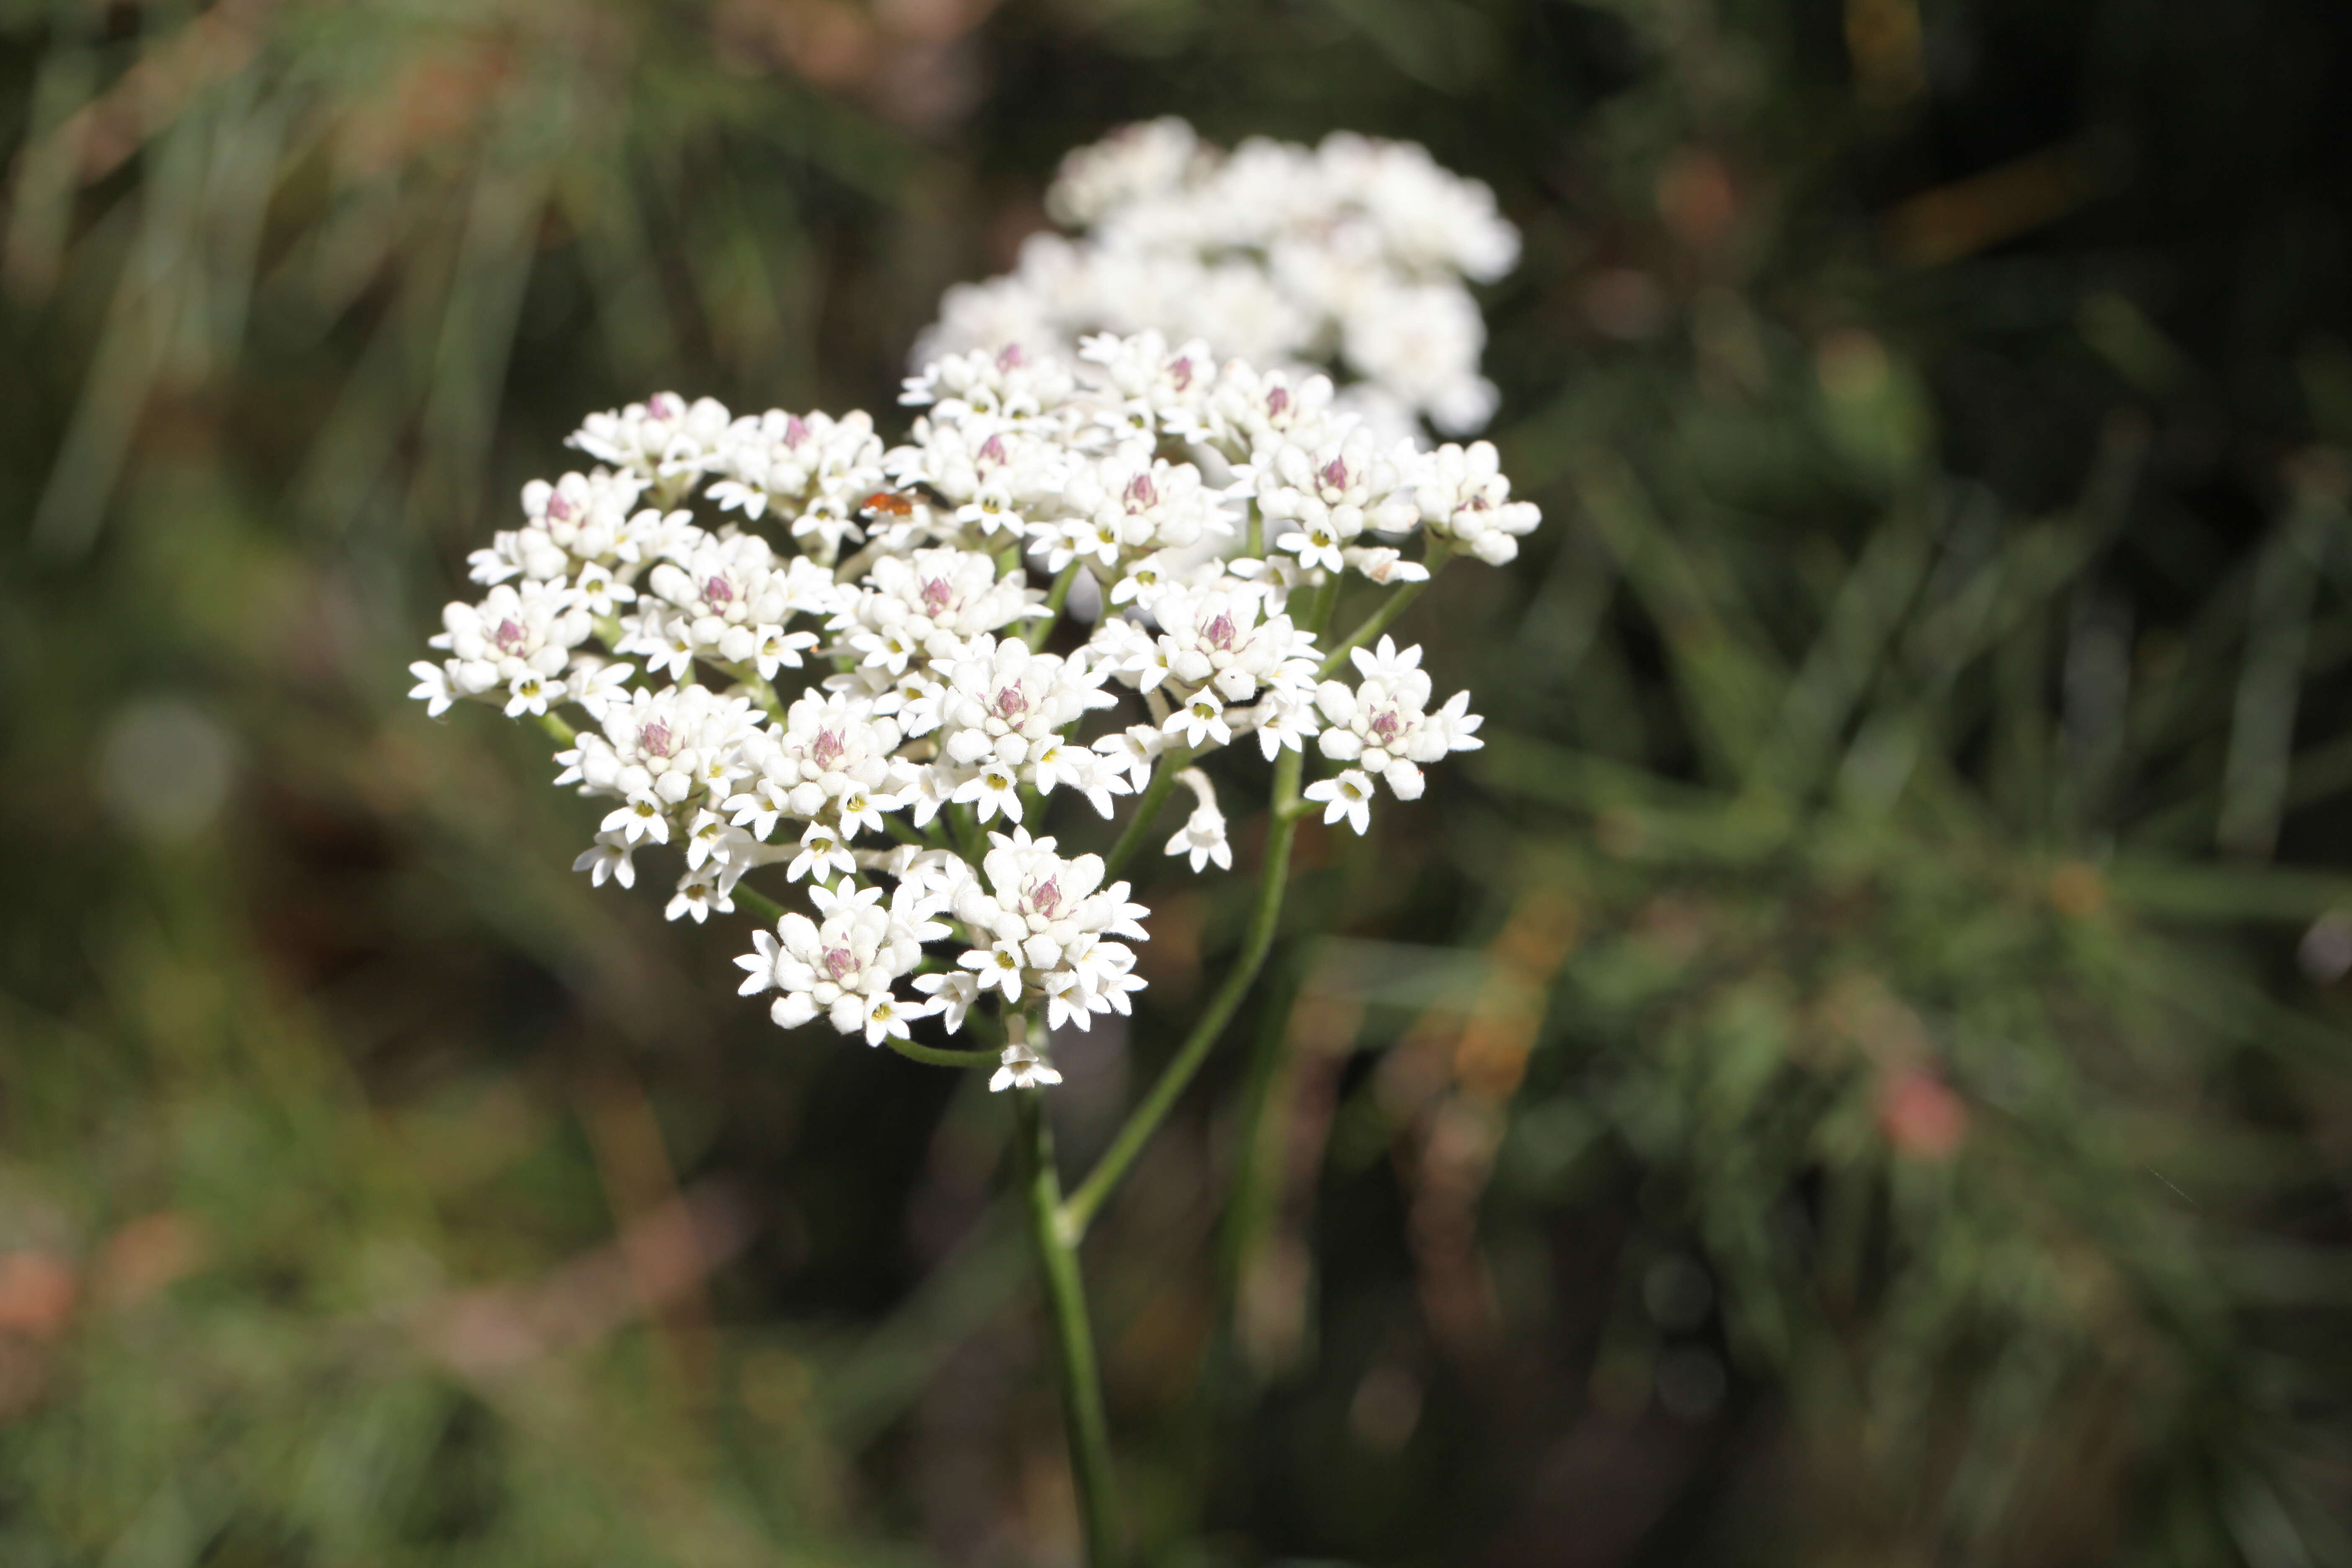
[1102,747,1192,880]
[1214,965,1302,1325]
[1318,551,1449,677]
[883,1037,999,1069]
[1307,576,1341,639]
[735,884,788,923]
[963,1006,1006,1050]
[949,803,985,861]
[536,712,578,745]
[1029,561,1083,650]
[1062,745,1303,1240]
[1018,1083,1125,1567]
[707,658,784,718]
[1191,963,1306,1484]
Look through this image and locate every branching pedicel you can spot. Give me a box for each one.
[411,122,1535,1563]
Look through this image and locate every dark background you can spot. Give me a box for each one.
[3,0,2352,1563]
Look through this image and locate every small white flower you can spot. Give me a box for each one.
[1342,544,1431,585]
[1275,521,1346,574]
[990,1039,1064,1093]
[603,796,672,846]
[1305,769,1375,834]
[572,831,638,889]
[960,939,1030,1003]
[684,808,754,872]
[565,657,637,721]
[913,970,981,1033]
[952,763,1025,824]
[786,820,858,883]
[860,991,920,1047]
[407,661,455,718]
[666,869,736,924]
[1093,724,1168,791]
[1164,768,1231,871]
[1166,690,1232,750]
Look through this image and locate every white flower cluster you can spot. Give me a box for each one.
[411,147,1529,1092]
[919,119,1519,438]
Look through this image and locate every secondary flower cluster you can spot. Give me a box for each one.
[918,119,1519,439]
[412,134,1532,1093]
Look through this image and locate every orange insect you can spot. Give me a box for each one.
[857,490,920,518]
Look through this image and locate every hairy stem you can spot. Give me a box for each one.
[1017,1082,1124,1567]
[1103,746,1192,880]
[1062,744,1303,1240]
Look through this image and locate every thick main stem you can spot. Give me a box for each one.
[1017,1084,1124,1568]
[1062,745,1304,1239]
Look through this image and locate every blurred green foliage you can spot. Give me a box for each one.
[4,0,2352,1563]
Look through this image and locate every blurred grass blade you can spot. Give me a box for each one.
[2218,484,2339,856]
[1754,500,1933,798]
[1569,448,1783,781]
